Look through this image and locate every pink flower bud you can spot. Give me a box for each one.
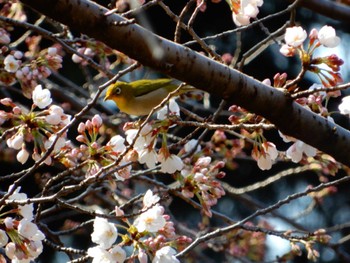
[92,114,103,127]
[12,106,22,115]
[77,122,86,133]
[1,98,13,106]
[76,135,86,143]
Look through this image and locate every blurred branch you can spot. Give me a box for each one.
[295,0,350,21]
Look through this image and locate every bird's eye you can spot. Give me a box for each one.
[116,87,121,95]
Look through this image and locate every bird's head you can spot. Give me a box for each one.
[104,82,132,103]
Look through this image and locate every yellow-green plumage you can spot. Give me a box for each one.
[104,79,193,116]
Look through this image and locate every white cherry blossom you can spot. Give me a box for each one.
[152,246,180,263]
[91,217,118,249]
[157,99,180,120]
[32,85,52,109]
[107,135,126,153]
[158,154,184,174]
[232,0,263,26]
[134,205,166,233]
[4,55,20,73]
[8,186,34,220]
[318,25,340,48]
[143,189,160,208]
[286,140,317,163]
[338,95,350,115]
[284,26,307,47]
[110,245,126,263]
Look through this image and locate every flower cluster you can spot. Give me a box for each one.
[227,0,264,26]
[0,31,63,97]
[0,185,45,262]
[280,25,343,88]
[87,190,190,263]
[180,157,226,217]
[1,85,70,164]
[125,120,184,174]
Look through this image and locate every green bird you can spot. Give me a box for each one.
[104,78,195,116]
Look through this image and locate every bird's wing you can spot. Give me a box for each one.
[130,79,177,98]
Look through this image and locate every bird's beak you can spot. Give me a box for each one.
[104,94,110,101]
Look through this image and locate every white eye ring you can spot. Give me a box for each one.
[116,87,121,94]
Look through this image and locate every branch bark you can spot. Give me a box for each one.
[296,0,350,22]
[19,0,350,166]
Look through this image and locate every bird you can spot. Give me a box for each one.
[104,78,196,116]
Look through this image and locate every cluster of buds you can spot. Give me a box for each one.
[1,85,70,165]
[75,114,132,178]
[226,222,267,260]
[180,156,226,217]
[71,40,114,70]
[0,185,45,262]
[280,25,343,88]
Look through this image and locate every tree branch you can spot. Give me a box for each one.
[296,0,350,22]
[19,0,350,166]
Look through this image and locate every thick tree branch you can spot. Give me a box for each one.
[20,0,350,166]
[296,0,350,22]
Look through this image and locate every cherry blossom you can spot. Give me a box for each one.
[4,54,20,73]
[32,85,52,109]
[286,140,317,163]
[157,99,180,120]
[88,246,115,263]
[152,246,180,263]
[8,186,34,220]
[109,245,126,263]
[91,217,118,249]
[284,26,307,47]
[138,249,148,263]
[338,95,350,115]
[279,44,296,57]
[252,142,278,170]
[143,189,160,208]
[18,219,43,240]
[133,205,166,233]
[184,139,201,153]
[158,153,184,174]
[231,0,264,27]
[318,25,340,48]
[107,135,126,153]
